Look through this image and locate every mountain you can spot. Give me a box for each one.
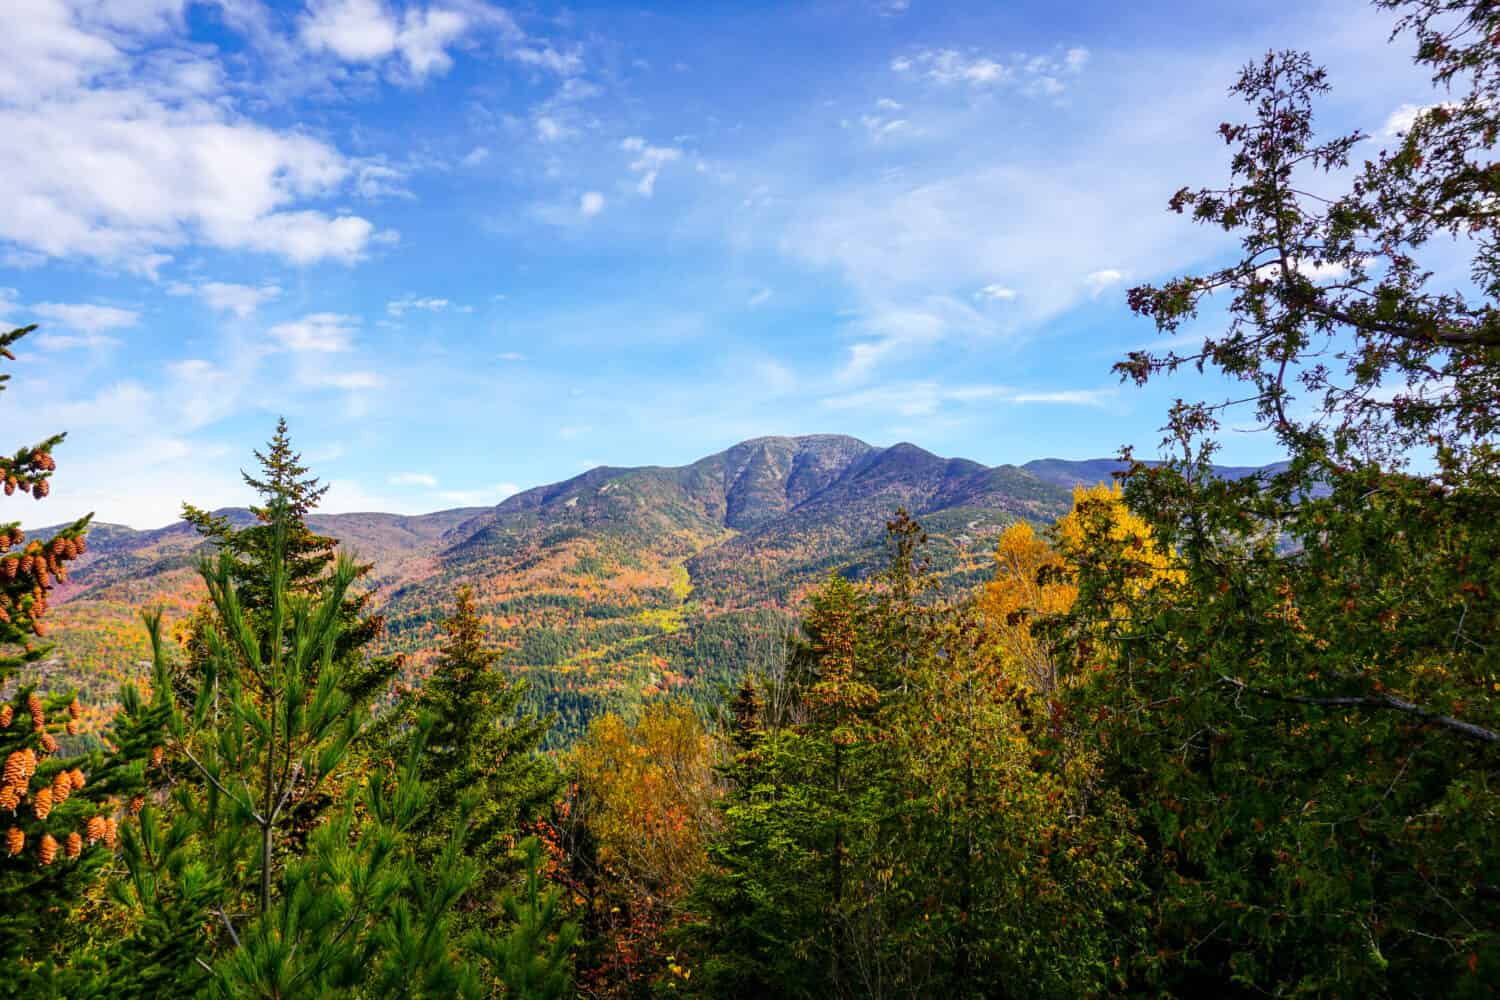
[36,436,1279,740]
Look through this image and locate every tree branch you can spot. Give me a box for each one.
[1220,676,1498,743]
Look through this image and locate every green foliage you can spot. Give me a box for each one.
[0,325,163,996]
[1051,3,1500,992]
[690,513,1137,997]
[380,586,558,911]
[470,835,579,1000]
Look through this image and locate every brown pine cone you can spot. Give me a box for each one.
[65,719,78,736]
[3,751,26,785]
[51,771,70,805]
[67,698,81,720]
[69,768,84,790]
[39,732,58,754]
[27,693,43,729]
[33,786,53,820]
[33,479,48,499]
[0,704,11,728]
[6,827,22,856]
[0,785,19,812]
[85,815,106,845]
[64,831,81,860]
[38,833,57,865]
[150,746,164,769]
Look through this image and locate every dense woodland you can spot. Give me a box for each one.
[3,0,1499,994]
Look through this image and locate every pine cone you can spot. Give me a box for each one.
[0,558,13,579]
[65,719,78,736]
[38,833,56,865]
[0,785,19,811]
[103,817,117,847]
[51,771,70,804]
[6,827,22,856]
[0,704,11,728]
[85,815,106,845]
[39,732,58,754]
[3,751,26,785]
[150,746,164,769]
[128,795,144,816]
[33,785,52,820]
[4,478,14,496]
[69,769,84,790]
[27,692,44,729]
[33,479,48,499]
[64,831,81,860]
[67,698,81,720]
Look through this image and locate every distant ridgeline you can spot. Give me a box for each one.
[38,436,1277,743]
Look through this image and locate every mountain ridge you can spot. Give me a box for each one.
[39,435,1284,739]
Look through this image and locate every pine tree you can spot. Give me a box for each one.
[109,508,489,997]
[182,418,390,700]
[0,325,164,995]
[471,836,578,1000]
[385,587,556,900]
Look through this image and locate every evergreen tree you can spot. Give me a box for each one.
[1062,1,1500,990]
[693,565,904,997]
[182,418,390,700]
[108,509,488,997]
[0,325,164,995]
[471,835,578,1000]
[385,587,557,904]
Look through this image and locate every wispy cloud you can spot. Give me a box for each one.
[271,313,357,353]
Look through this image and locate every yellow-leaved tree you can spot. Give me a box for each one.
[980,482,1182,693]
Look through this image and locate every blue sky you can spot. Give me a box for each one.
[0,0,1439,527]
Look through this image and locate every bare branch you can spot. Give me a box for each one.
[1220,676,1498,743]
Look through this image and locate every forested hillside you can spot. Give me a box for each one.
[44,435,1097,738]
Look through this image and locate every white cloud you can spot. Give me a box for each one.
[270,313,357,353]
[621,136,682,196]
[579,191,605,217]
[168,281,282,317]
[1085,268,1125,295]
[299,0,399,61]
[299,0,472,79]
[354,162,409,198]
[31,301,139,334]
[975,284,1017,301]
[0,1,390,268]
[511,45,583,76]
[859,114,911,140]
[1010,388,1113,406]
[460,145,490,167]
[895,49,1010,86]
[390,471,438,487]
[893,47,1088,94]
[436,482,520,506]
[1253,258,1348,282]
[534,115,572,142]
[822,380,1113,416]
[747,288,772,307]
[305,370,385,390]
[387,295,450,316]
[1380,101,1457,139]
[33,332,122,351]
[498,351,527,361]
